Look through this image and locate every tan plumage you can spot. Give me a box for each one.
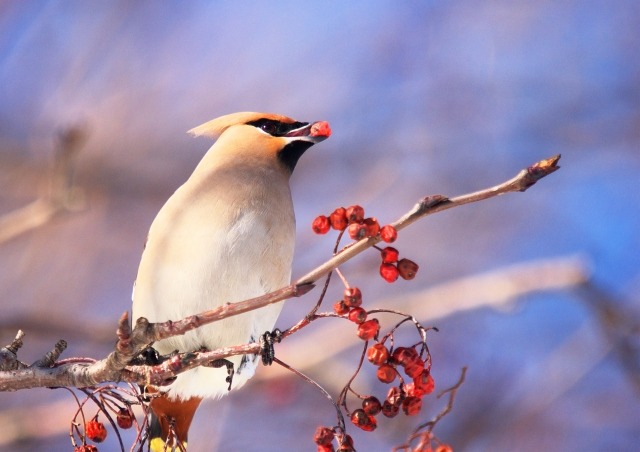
[131,112,330,450]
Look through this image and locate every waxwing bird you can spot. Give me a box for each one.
[131,112,331,451]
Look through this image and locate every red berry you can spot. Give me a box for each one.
[333,300,350,315]
[403,356,425,379]
[338,434,355,451]
[376,363,396,384]
[357,318,379,340]
[379,263,399,283]
[343,287,362,307]
[317,445,335,452]
[329,207,348,231]
[380,225,398,243]
[363,217,380,237]
[348,222,367,240]
[380,247,399,264]
[381,400,399,418]
[362,396,382,416]
[74,446,98,452]
[350,408,377,432]
[398,258,419,280]
[366,343,389,365]
[391,347,418,366]
[85,419,107,443]
[312,215,331,234]
[402,396,423,416]
[435,445,453,452]
[413,371,435,396]
[314,426,335,446]
[116,407,133,429]
[348,307,367,324]
[345,205,365,223]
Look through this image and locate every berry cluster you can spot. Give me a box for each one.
[70,386,138,451]
[312,205,419,284]
[333,287,380,341]
[363,342,435,421]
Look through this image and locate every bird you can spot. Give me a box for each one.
[131,112,331,451]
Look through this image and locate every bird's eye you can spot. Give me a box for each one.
[260,122,277,135]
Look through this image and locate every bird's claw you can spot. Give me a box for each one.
[259,329,282,366]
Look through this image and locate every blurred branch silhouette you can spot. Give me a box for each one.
[0,125,86,244]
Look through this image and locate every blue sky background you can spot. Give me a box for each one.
[0,1,638,451]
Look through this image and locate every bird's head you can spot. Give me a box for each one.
[188,112,331,173]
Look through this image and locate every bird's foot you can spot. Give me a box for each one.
[206,358,235,391]
[259,329,282,366]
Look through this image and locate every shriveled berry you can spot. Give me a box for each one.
[74,446,98,452]
[380,225,398,243]
[312,215,331,234]
[376,363,396,384]
[348,222,367,240]
[362,396,382,416]
[363,217,380,237]
[348,307,367,324]
[380,247,399,264]
[392,347,418,366]
[402,396,423,416]
[381,400,399,418]
[329,207,348,231]
[85,419,107,443]
[343,287,362,307]
[413,371,435,396]
[357,318,380,340]
[386,386,405,406]
[366,343,389,365]
[116,407,133,429]
[314,426,335,446]
[333,300,350,315]
[379,263,399,283]
[398,258,419,280]
[345,205,365,223]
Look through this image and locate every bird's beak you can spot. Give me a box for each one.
[285,121,331,142]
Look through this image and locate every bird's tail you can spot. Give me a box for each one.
[147,393,202,451]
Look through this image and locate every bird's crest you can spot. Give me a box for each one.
[188,112,297,139]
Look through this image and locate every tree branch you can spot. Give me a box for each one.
[0,155,561,391]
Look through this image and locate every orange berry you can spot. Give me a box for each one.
[348,307,367,324]
[314,426,335,446]
[312,215,331,234]
[85,419,107,443]
[357,318,379,340]
[381,399,399,418]
[380,247,399,264]
[386,386,405,406]
[380,225,398,243]
[379,263,399,283]
[317,445,335,452]
[343,287,362,307]
[403,356,425,379]
[366,343,389,365]
[350,408,377,432]
[333,300,350,315]
[376,363,396,384]
[391,347,418,365]
[398,258,419,280]
[345,205,365,223]
[329,207,348,231]
[74,446,98,452]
